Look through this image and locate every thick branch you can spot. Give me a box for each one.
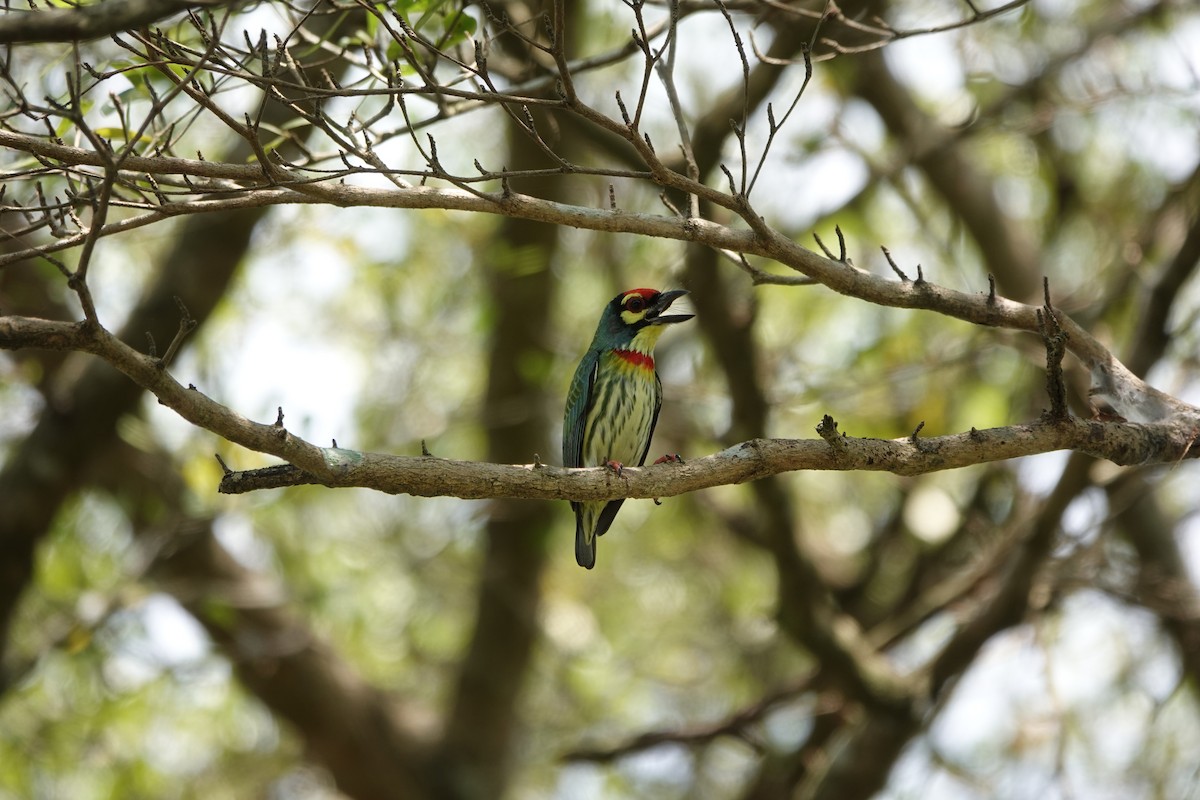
[215,419,1196,498]
[2,314,1197,500]
[0,0,227,43]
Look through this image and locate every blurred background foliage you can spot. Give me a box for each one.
[2,0,1200,798]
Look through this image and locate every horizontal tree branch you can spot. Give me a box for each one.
[0,0,228,43]
[0,130,267,183]
[213,413,1198,498]
[1,314,1197,502]
[564,676,825,762]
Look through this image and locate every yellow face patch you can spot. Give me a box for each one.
[618,289,656,326]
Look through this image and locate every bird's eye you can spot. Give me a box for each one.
[626,295,646,313]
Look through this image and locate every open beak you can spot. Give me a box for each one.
[646,289,694,325]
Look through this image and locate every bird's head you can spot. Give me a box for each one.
[593,288,694,352]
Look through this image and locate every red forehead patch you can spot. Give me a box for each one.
[623,288,658,300]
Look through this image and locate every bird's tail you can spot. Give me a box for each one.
[573,502,597,569]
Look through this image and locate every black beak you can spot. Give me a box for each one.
[647,289,694,325]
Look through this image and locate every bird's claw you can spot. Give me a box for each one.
[605,459,626,477]
[651,455,683,504]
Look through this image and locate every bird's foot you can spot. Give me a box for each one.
[604,459,626,477]
[651,454,683,505]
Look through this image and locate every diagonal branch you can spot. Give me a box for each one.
[151,516,431,798]
[2,142,1195,429]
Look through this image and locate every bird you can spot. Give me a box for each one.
[563,288,694,569]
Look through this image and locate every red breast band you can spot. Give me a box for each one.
[612,349,655,370]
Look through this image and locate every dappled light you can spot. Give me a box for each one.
[2,0,1200,798]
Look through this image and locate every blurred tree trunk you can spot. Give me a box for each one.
[428,2,581,797]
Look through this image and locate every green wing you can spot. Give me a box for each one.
[636,370,664,467]
[563,348,600,468]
